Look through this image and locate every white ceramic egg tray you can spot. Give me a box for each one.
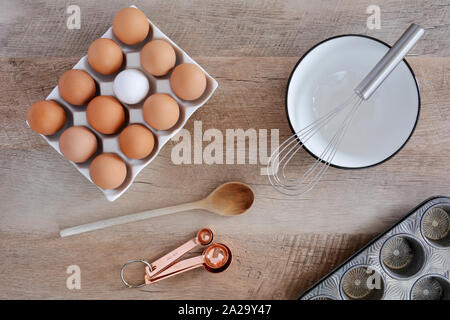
[300,196,450,300]
[30,6,218,201]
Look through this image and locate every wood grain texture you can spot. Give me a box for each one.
[1,0,450,299]
[0,231,375,299]
[1,0,449,58]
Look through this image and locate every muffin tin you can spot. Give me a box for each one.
[27,6,218,201]
[300,196,450,300]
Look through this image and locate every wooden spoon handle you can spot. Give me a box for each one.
[59,201,201,238]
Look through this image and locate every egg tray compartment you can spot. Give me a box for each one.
[29,6,218,201]
[299,196,450,300]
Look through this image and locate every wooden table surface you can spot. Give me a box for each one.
[1,0,449,299]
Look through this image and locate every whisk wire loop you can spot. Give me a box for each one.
[268,93,363,196]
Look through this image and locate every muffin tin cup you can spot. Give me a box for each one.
[421,205,450,248]
[380,234,427,280]
[301,197,450,300]
[339,265,385,300]
[27,5,218,201]
[410,274,450,300]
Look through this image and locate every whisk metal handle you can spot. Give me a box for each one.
[355,24,424,100]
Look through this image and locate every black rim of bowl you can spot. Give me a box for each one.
[285,34,421,170]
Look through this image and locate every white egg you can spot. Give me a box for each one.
[113,69,150,104]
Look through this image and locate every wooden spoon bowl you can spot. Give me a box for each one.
[201,182,255,216]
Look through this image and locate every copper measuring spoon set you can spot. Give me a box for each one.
[121,228,231,287]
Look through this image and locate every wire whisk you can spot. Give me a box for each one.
[268,93,363,195]
[267,24,424,196]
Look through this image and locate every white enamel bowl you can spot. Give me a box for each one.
[286,35,420,169]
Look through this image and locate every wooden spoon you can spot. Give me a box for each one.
[60,182,254,237]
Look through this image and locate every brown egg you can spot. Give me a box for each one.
[90,153,127,189]
[59,126,98,163]
[86,96,125,134]
[27,100,66,135]
[88,38,123,75]
[140,40,176,76]
[143,94,180,130]
[170,63,206,101]
[113,7,149,45]
[119,124,155,159]
[58,69,96,106]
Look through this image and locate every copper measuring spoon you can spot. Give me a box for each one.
[120,228,231,287]
[145,243,232,284]
[60,182,254,237]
